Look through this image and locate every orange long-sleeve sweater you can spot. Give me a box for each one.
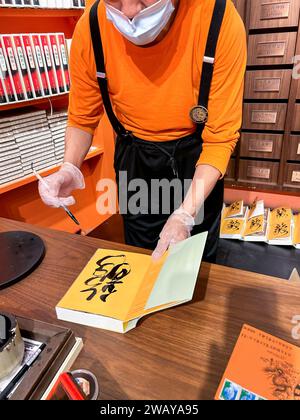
[67,0,247,176]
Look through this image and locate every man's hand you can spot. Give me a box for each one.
[38,162,85,208]
[152,207,195,260]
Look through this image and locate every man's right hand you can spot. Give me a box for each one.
[38,162,85,208]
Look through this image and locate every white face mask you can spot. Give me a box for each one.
[105,0,176,46]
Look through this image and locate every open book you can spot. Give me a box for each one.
[56,232,208,333]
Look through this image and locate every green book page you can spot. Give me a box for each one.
[145,232,208,310]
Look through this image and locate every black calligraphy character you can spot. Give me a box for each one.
[274,223,289,236]
[227,220,241,231]
[81,254,131,302]
[250,217,262,231]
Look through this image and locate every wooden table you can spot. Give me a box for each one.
[1,217,300,400]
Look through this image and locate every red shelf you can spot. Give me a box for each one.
[0,8,84,18]
[0,93,69,113]
[0,147,104,195]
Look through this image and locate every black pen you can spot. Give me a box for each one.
[0,343,46,400]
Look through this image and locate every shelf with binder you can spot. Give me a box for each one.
[0,3,116,234]
[0,94,69,112]
[0,8,84,18]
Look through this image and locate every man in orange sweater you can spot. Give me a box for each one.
[39,0,246,262]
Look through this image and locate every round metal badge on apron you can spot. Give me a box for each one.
[89,0,227,262]
[190,105,208,125]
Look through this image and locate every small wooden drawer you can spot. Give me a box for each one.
[291,104,300,131]
[244,70,292,100]
[225,158,236,181]
[284,163,300,187]
[242,103,287,131]
[250,0,300,30]
[287,135,300,160]
[238,160,279,185]
[240,133,283,159]
[248,32,297,66]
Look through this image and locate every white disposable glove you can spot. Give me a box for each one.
[152,206,195,261]
[38,162,85,208]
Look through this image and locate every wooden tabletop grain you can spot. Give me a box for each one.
[1,217,300,400]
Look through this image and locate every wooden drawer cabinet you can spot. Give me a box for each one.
[238,160,280,185]
[243,103,287,131]
[240,133,283,159]
[225,158,236,181]
[284,163,300,187]
[244,70,292,100]
[292,104,300,131]
[287,135,300,160]
[248,32,297,66]
[250,0,300,30]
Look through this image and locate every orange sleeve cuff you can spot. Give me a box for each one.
[196,143,234,178]
[67,120,98,136]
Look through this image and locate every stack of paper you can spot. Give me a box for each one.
[47,111,67,164]
[0,118,23,185]
[13,111,56,176]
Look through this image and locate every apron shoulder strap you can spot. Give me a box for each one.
[193,0,227,132]
[89,0,130,138]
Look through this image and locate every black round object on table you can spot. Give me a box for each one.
[0,231,45,290]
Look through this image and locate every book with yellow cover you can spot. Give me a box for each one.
[267,207,294,246]
[215,324,300,400]
[269,207,293,225]
[294,214,300,249]
[243,201,269,242]
[220,217,245,239]
[56,232,208,333]
[224,200,245,219]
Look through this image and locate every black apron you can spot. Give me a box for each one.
[89,0,227,262]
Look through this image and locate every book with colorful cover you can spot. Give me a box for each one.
[39,34,59,95]
[48,34,65,93]
[11,35,35,101]
[21,35,43,98]
[30,34,50,97]
[0,36,17,103]
[56,232,208,334]
[1,35,26,101]
[216,324,300,400]
[56,33,70,91]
